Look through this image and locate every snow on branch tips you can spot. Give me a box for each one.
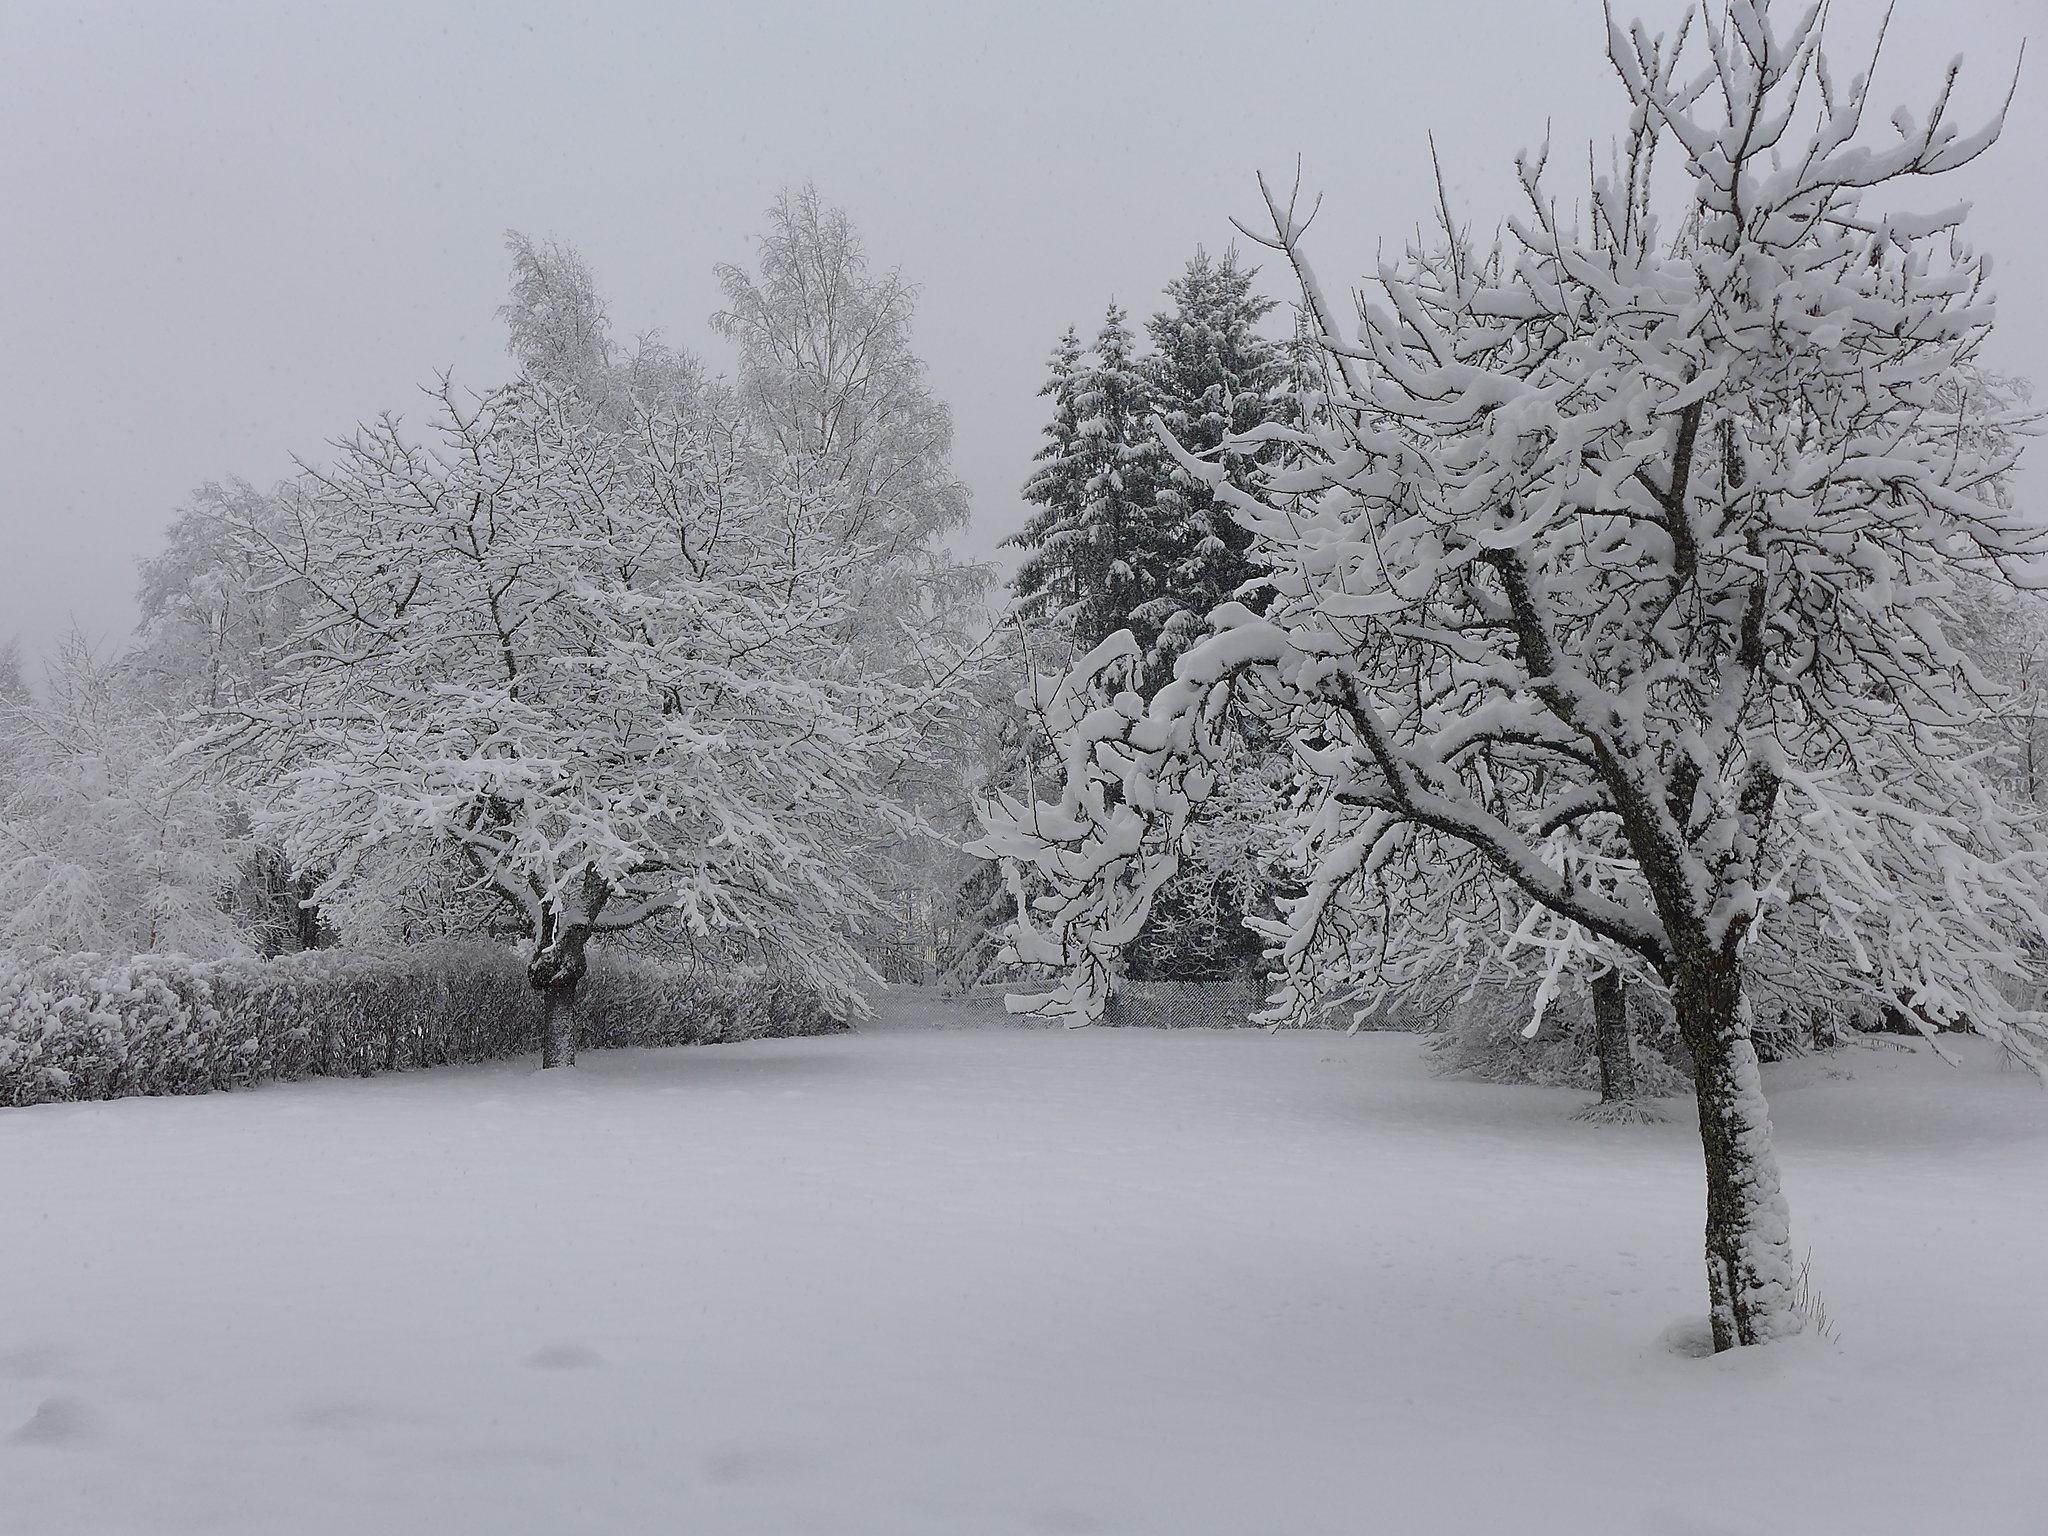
[977,0,2046,1350]
[205,366,979,1064]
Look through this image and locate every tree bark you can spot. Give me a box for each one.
[1592,969,1640,1104]
[294,873,323,952]
[1673,954,1799,1351]
[528,919,591,1070]
[539,980,579,1069]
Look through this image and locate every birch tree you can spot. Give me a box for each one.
[979,0,2047,1350]
[714,190,993,972]
[713,184,973,601]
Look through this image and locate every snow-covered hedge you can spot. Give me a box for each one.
[1423,980,1690,1094]
[1101,978,1264,1029]
[0,943,843,1108]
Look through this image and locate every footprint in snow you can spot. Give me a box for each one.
[526,1343,605,1370]
[8,1396,95,1447]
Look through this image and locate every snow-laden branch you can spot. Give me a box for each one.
[980,0,2048,1086]
[207,375,979,1014]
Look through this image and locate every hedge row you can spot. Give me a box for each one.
[1100,977,1265,1029]
[0,942,844,1109]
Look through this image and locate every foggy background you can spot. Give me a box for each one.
[3,0,2040,667]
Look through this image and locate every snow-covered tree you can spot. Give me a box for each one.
[1124,732,1287,982]
[1011,326,1091,637]
[1144,247,1287,674]
[0,634,248,958]
[129,479,304,712]
[1945,376,2048,811]
[1004,266,1293,982]
[980,314,1167,981]
[714,183,973,596]
[502,230,705,420]
[1009,304,1170,667]
[713,189,994,975]
[500,232,617,402]
[1341,827,1677,1118]
[1074,303,1170,670]
[0,639,27,707]
[1014,259,1289,684]
[980,1,2047,1350]
[126,481,331,950]
[208,369,970,1066]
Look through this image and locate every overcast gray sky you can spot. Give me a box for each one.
[2,0,2041,665]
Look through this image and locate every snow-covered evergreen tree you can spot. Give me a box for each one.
[1126,251,1295,978]
[1078,302,1170,673]
[980,1,2048,1350]
[1002,303,1260,980]
[1143,248,1285,676]
[1012,261,1292,680]
[1015,303,1168,663]
[1011,327,1090,638]
[1004,276,1290,982]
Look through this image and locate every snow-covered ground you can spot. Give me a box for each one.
[3,991,2044,1536]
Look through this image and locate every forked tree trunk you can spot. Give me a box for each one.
[1673,954,1799,1351]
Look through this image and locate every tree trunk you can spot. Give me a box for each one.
[1594,969,1638,1102]
[294,873,323,952]
[528,921,591,1071]
[540,980,579,1069]
[1674,955,1799,1351]
[1575,970,1661,1122]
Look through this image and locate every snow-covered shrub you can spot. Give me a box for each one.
[1423,963,1910,1087]
[0,943,841,1109]
[576,949,843,1047]
[1424,980,1689,1096]
[1101,977,1264,1029]
[0,951,259,1103]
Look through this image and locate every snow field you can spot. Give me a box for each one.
[3,993,2044,1535]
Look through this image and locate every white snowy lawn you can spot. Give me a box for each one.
[3,991,2045,1536]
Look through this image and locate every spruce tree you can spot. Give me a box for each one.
[1070,302,1167,660]
[1010,327,1088,634]
[1001,279,1288,983]
[1125,251,1287,980]
[1011,305,1166,661]
[1142,248,1285,677]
